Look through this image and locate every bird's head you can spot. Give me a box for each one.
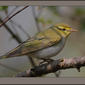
[54,24,78,38]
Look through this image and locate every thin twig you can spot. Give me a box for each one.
[0,6,29,28]
[4,7,31,38]
[0,18,22,43]
[0,17,36,68]
[16,56,85,77]
[0,18,23,72]
[0,5,36,67]
[5,6,19,18]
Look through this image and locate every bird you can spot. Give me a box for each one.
[0,24,78,61]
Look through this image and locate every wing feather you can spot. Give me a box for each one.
[5,28,61,57]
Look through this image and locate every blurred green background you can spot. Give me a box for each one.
[0,6,85,77]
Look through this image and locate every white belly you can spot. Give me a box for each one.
[29,44,64,59]
[32,46,61,59]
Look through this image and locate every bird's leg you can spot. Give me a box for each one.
[39,58,54,65]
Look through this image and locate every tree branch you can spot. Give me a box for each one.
[16,56,85,77]
[0,6,29,28]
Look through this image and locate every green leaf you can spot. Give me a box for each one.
[0,6,8,11]
[37,17,45,24]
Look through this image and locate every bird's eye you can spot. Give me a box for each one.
[56,26,66,31]
[62,28,66,31]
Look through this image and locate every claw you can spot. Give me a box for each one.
[59,58,64,62]
[39,58,54,65]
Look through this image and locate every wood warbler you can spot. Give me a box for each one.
[0,24,78,60]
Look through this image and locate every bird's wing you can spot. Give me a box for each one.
[4,29,61,58]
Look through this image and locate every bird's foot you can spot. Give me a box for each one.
[39,58,54,65]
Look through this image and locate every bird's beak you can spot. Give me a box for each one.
[67,28,78,32]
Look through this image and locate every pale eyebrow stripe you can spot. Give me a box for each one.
[52,26,67,35]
